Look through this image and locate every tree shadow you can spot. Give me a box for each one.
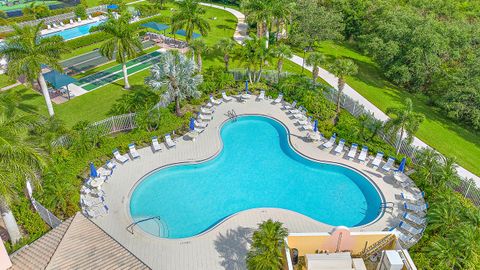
[214,226,253,270]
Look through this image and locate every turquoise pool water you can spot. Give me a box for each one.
[42,21,104,40]
[130,116,383,238]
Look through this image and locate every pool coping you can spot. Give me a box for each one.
[125,113,386,240]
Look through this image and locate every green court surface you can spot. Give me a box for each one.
[0,1,61,11]
[76,50,161,91]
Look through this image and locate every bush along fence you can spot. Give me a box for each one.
[230,69,480,207]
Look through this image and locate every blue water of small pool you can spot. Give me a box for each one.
[130,116,383,239]
[42,21,105,40]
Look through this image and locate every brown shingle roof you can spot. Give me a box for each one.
[9,212,150,270]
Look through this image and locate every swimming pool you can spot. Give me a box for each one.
[130,116,383,239]
[42,20,105,40]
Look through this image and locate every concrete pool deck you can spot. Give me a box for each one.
[92,96,422,269]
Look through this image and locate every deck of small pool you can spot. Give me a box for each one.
[92,96,421,270]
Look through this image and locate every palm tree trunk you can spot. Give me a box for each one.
[38,72,54,117]
[277,59,283,79]
[197,53,202,71]
[175,96,181,116]
[396,128,405,154]
[122,63,130,89]
[313,66,319,83]
[334,79,344,125]
[224,54,229,71]
[0,198,21,244]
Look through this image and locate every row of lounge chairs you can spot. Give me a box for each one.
[394,190,428,247]
[46,16,94,30]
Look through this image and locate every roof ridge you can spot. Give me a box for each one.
[43,213,77,268]
[79,212,151,269]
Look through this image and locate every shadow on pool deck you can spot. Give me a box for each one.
[214,226,253,270]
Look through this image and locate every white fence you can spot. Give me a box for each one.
[31,199,62,229]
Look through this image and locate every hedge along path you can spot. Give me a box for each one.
[76,50,162,91]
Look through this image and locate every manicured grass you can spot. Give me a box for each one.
[0,1,60,11]
[300,41,480,175]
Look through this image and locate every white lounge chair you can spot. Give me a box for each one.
[306,131,321,142]
[303,122,314,131]
[290,105,303,114]
[404,202,429,213]
[398,221,424,235]
[88,14,93,20]
[323,134,336,149]
[200,107,213,115]
[402,212,426,226]
[105,160,116,170]
[165,134,176,148]
[347,143,358,160]
[97,167,112,178]
[371,152,384,168]
[194,119,208,128]
[69,19,74,24]
[128,143,140,159]
[198,113,212,121]
[52,22,58,28]
[60,22,65,27]
[257,90,265,100]
[47,24,52,29]
[382,157,395,172]
[222,91,232,102]
[400,191,425,202]
[205,102,214,108]
[152,136,161,152]
[210,95,222,105]
[273,93,283,104]
[283,100,297,110]
[113,149,128,163]
[297,116,312,126]
[77,17,82,22]
[357,146,368,163]
[334,139,346,155]
[397,231,416,246]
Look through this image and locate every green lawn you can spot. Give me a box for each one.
[300,41,480,175]
[0,1,61,11]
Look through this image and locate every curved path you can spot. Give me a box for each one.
[200,3,479,185]
[93,97,419,269]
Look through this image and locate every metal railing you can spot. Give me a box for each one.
[126,216,162,235]
[31,199,62,229]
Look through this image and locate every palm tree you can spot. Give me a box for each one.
[189,39,208,71]
[238,35,272,83]
[427,237,463,269]
[415,148,442,185]
[384,98,425,154]
[247,219,289,270]
[306,52,326,85]
[145,52,202,116]
[0,23,67,117]
[241,0,272,40]
[98,12,143,89]
[271,43,292,79]
[0,106,46,243]
[329,58,358,124]
[271,0,295,40]
[215,38,237,71]
[171,0,211,43]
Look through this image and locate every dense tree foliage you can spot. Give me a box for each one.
[327,0,480,130]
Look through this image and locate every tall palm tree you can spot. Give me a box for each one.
[238,35,272,83]
[0,23,67,117]
[171,0,211,43]
[271,43,292,78]
[306,52,326,85]
[98,12,143,89]
[0,105,46,243]
[189,38,208,71]
[384,98,425,154]
[145,52,202,116]
[329,58,358,124]
[241,0,272,39]
[214,37,237,71]
[415,148,442,185]
[247,219,289,270]
[271,0,295,40]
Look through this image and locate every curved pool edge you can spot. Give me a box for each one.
[126,114,386,240]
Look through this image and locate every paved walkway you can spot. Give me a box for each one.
[204,3,479,185]
[93,97,420,269]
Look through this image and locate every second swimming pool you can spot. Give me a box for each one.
[130,116,383,238]
[42,20,104,40]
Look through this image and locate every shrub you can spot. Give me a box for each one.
[74,4,87,19]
